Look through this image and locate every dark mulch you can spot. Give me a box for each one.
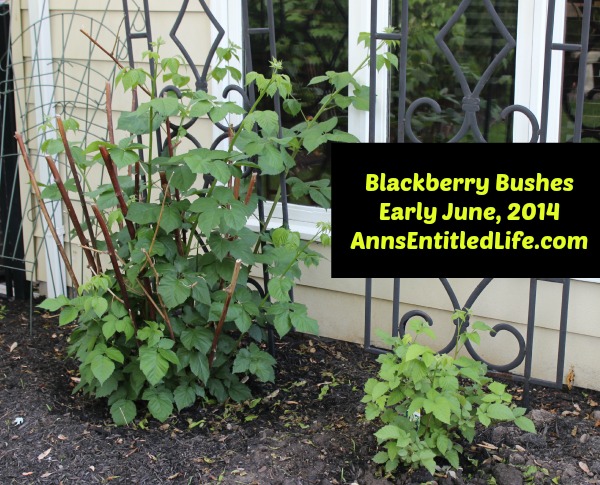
[1,297,600,485]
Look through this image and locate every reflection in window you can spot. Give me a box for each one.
[247,0,348,205]
[562,1,600,142]
[389,0,518,143]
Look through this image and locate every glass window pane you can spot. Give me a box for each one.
[389,0,518,143]
[247,0,348,205]
[561,1,600,142]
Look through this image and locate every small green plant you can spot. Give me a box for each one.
[0,304,6,320]
[362,309,536,476]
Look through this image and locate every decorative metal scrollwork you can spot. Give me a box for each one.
[365,277,571,408]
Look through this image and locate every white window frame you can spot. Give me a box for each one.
[514,0,565,142]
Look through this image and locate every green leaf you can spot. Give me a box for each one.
[209,102,246,123]
[514,416,536,433]
[105,347,124,364]
[371,381,389,401]
[374,425,402,442]
[91,297,108,318]
[109,148,139,169]
[38,295,70,312]
[228,379,252,403]
[117,106,164,135]
[91,354,115,385]
[139,346,169,386]
[159,206,183,234]
[173,383,197,411]
[488,381,507,395]
[405,343,429,361]
[252,110,280,135]
[232,343,276,383]
[268,278,293,302]
[487,403,516,421]
[158,275,191,309]
[308,75,329,85]
[272,310,292,338]
[41,138,65,155]
[102,318,117,339]
[189,100,213,118]
[59,306,79,326]
[142,387,174,423]
[95,374,119,397]
[351,84,370,111]
[189,352,210,384]
[110,399,137,425]
[180,327,213,353]
[126,202,161,225]
[283,99,302,116]
[257,144,286,175]
[432,397,452,424]
[222,201,249,231]
[168,164,196,192]
[290,312,319,335]
[190,277,211,306]
[149,96,180,116]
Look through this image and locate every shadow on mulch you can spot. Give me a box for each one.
[1,297,599,485]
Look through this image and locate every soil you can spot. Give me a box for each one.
[1,297,600,485]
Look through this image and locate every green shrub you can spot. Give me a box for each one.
[362,310,535,475]
[36,36,397,425]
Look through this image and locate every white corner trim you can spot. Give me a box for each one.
[29,0,67,297]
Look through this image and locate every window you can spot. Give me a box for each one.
[211,0,571,234]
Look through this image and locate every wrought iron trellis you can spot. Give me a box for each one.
[362,0,592,406]
[364,278,571,409]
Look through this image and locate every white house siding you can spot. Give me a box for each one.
[293,252,600,392]
[9,1,600,392]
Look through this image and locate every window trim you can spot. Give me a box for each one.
[513,0,565,142]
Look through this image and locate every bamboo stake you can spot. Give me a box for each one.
[56,117,103,273]
[208,259,242,368]
[45,155,98,275]
[14,132,80,290]
[105,82,115,145]
[98,146,136,239]
[80,29,152,97]
[245,172,258,205]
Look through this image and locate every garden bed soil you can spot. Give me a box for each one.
[1,297,600,485]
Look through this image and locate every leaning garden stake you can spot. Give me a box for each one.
[14,132,80,290]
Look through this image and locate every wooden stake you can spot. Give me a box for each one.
[56,116,103,273]
[92,204,138,335]
[208,259,242,367]
[45,155,98,275]
[14,132,80,290]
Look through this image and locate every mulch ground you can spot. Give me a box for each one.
[1,296,600,485]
